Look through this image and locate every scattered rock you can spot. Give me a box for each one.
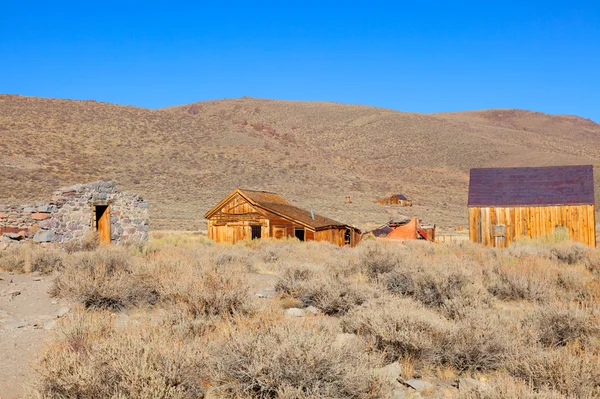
[333,333,358,348]
[458,378,484,391]
[54,307,70,318]
[3,321,28,330]
[8,290,21,298]
[284,308,305,317]
[304,305,321,315]
[33,278,42,282]
[374,361,402,386]
[44,319,58,330]
[255,287,276,298]
[405,379,434,392]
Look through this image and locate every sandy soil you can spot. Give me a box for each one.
[0,272,72,399]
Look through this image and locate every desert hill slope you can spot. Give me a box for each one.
[1,95,599,232]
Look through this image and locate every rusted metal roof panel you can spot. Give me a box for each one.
[468,165,595,207]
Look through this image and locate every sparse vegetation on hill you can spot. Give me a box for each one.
[2,95,600,232]
[1,235,599,398]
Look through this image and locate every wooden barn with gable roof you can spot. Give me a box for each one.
[205,189,362,246]
[468,165,596,248]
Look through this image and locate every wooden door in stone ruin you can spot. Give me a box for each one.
[95,205,111,244]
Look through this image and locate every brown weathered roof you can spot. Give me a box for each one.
[204,188,354,230]
[238,189,349,230]
[468,165,595,207]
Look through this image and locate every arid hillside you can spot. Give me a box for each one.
[2,95,599,231]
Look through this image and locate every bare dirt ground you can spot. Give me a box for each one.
[0,272,72,399]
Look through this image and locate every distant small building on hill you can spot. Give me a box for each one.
[468,165,596,248]
[0,181,149,246]
[376,194,412,207]
[205,188,361,247]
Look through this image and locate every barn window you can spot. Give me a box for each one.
[251,225,262,240]
[294,228,305,241]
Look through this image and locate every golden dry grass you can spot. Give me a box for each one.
[2,235,598,398]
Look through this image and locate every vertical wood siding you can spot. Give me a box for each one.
[469,205,596,247]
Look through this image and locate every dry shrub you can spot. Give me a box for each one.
[440,312,511,373]
[488,258,555,302]
[508,346,600,397]
[0,247,27,272]
[342,297,451,364]
[343,297,511,372]
[29,248,65,274]
[457,374,564,399]
[31,309,206,398]
[509,239,587,265]
[81,231,100,251]
[584,249,600,274]
[0,245,65,274]
[382,262,488,319]
[276,263,372,315]
[152,250,252,317]
[357,242,399,278]
[51,248,158,310]
[524,304,599,348]
[209,317,391,398]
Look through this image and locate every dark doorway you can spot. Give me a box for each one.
[94,205,111,244]
[251,225,262,240]
[344,228,351,245]
[294,228,305,241]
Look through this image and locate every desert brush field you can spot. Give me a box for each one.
[1,233,600,398]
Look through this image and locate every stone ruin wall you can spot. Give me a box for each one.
[0,181,149,246]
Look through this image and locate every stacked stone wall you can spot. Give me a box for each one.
[0,181,149,246]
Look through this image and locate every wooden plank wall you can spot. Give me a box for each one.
[207,193,361,246]
[469,204,596,247]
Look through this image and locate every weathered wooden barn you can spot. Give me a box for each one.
[468,165,596,247]
[205,189,361,246]
[376,194,412,206]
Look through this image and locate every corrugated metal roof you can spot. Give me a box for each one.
[392,194,408,200]
[468,165,595,207]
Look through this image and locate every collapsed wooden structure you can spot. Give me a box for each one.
[366,217,435,241]
[468,165,596,247]
[205,189,361,246]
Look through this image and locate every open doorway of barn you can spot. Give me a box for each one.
[294,228,305,241]
[93,204,111,244]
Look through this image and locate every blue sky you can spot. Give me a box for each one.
[1,1,599,121]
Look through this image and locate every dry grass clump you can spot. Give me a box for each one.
[507,346,600,397]
[509,236,588,265]
[487,258,556,302]
[524,304,600,348]
[31,309,207,398]
[0,245,65,274]
[342,296,450,364]
[457,374,565,399]
[209,316,391,399]
[275,262,372,315]
[51,247,157,310]
[149,248,252,317]
[51,245,253,317]
[342,297,511,372]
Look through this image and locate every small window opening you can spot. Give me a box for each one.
[294,228,305,241]
[251,225,262,240]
